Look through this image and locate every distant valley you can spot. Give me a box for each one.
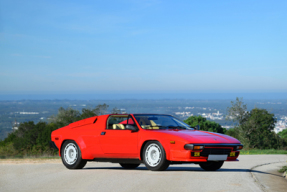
[1,99,287,140]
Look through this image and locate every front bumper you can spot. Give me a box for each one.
[170,144,242,162]
[49,141,58,150]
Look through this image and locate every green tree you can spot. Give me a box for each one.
[0,132,17,147]
[80,103,110,119]
[111,107,121,114]
[49,107,81,127]
[94,103,109,115]
[225,128,239,139]
[36,123,58,150]
[49,104,110,128]
[242,108,277,149]
[226,98,286,149]
[225,97,248,144]
[7,121,58,154]
[80,108,98,119]
[184,116,226,134]
[226,97,248,126]
[278,129,287,140]
[13,121,46,151]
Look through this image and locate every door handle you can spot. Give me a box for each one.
[101,132,106,135]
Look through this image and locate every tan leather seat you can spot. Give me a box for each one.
[138,117,150,128]
[138,117,159,129]
[150,120,159,129]
[112,124,125,130]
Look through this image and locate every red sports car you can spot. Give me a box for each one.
[50,114,243,171]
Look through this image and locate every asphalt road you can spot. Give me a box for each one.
[1,155,287,192]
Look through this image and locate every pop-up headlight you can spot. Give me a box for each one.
[184,144,194,150]
[184,144,204,150]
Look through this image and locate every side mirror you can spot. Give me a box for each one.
[195,125,200,130]
[126,125,138,132]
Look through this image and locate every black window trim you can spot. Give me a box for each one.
[105,114,136,130]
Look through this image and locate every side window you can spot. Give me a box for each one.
[127,116,135,125]
[107,115,131,130]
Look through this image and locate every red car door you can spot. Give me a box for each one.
[99,115,138,158]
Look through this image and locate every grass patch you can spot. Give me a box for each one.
[240,149,287,155]
[279,166,287,173]
[0,142,59,159]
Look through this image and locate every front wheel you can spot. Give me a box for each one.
[119,163,140,169]
[61,140,87,169]
[199,161,224,171]
[143,141,169,171]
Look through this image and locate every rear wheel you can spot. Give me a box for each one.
[199,161,224,171]
[119,163,140,169]
[61,140,87,169]
[143,141,169,171]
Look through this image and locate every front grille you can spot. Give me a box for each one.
[200,148,232,157]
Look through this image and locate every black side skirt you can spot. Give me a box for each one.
[92,158,142,164]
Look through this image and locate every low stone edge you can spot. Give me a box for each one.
[249,161,286,192]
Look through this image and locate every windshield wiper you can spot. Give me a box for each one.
[166,126,187,129]
[142,125,164,129]
[143,125,188,129]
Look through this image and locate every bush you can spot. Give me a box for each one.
[184,116,226,134]
[279,166,287,173]
[225,128,239,139]
[0,142,18,157]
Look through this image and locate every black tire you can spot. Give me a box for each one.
[142,141,170,171]
[61,140,87,169]
[119,163,140,169]
[199,161,224,171]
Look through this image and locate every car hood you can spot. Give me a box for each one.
[156,129,241,144]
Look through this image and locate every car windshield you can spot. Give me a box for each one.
[133,114,193,130]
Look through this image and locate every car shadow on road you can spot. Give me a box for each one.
[83,166,282,178]
[84,166,149,171]
[167,167,282,177]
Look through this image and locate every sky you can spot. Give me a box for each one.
[0,0,287,99]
